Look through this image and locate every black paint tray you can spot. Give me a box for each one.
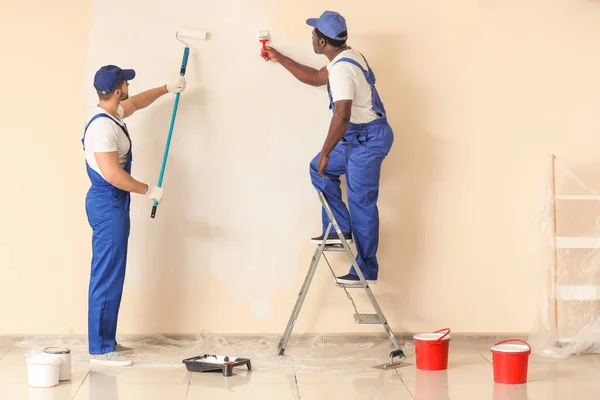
[182,354,252,377]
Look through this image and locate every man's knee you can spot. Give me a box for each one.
[309,152,320,170]
[309,153,321,181]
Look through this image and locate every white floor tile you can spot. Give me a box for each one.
[82,365,190,385]
[295,369,402,384]
[73,381,189,400]
[298,380,414,400]
[515,381,600,400]
[186,383,300,399]
[189,368,295,385]
[0,382,82,400]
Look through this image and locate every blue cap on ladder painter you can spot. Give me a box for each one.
[306,11,348,41]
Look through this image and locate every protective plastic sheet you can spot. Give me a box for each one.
[14,334,414,373]
[528,155,600,358]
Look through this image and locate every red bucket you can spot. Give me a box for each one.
[490,339,531,384]
[414,328,451,371]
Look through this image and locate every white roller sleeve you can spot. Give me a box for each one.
[177,29,208,40]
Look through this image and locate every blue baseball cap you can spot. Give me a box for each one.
[306,11,348,41]
[93,65,135,94]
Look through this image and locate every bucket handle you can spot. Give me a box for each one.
[493,339,531,352]
[433,328,451,344]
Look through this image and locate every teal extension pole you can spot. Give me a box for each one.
[151,44,190,219]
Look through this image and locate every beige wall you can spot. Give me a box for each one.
[2,0,600,336]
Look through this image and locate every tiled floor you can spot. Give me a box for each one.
[2,335,600,399]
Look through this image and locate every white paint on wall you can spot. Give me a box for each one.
[84,0,332,317]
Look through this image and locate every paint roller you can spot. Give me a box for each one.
[151,28,208,219]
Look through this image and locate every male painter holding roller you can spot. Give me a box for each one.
[263,11,394,284]
[82,65,186,366]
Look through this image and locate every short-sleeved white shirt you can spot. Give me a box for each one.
[326,48,380,124]
[83,105,130,180]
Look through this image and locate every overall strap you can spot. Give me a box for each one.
[81,113,131,150]
[329,54,386,118]
[357,53,377,84]
[327,79,334,110]
[332,54,376,85]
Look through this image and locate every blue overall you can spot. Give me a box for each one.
[310,52,394,281]
[82,113,132,355]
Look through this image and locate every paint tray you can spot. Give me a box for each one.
[182,354,252,377]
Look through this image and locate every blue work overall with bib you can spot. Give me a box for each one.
[82,113,132,355]
[310,52,394,281]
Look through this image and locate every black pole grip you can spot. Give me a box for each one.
[151,205,157,219]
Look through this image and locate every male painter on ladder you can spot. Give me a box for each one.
[263,11,394,284]
[82,65,186,366]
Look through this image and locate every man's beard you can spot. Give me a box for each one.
[120,93,129,101]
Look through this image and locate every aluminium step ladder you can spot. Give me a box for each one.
[278,191,401,357]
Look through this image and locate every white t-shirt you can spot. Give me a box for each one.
[83,105,130,180]
[326,48,381,124]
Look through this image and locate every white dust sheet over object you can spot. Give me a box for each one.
[528,154,600,358]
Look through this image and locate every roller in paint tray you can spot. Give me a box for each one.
[151,28,208,219]
[182,354,252,377]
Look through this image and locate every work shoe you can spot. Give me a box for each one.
[90,351,133,367]
[310,232,353,244]
[116,343,134,355]
[336,273,377,285]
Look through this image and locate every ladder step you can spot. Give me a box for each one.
[354,314,383,324]
[323,244,346,252]
[337,282,365,289]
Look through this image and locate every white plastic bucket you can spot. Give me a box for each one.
[43,347,71,381]
[25,354,61,388]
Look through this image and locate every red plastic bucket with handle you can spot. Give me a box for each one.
[414,328,451,371]
[490,339,531,384]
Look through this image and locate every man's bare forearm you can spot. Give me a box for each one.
[279,55,323,86]
[129,86,168,110]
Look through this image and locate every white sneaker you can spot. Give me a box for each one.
[90,351,133,367]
